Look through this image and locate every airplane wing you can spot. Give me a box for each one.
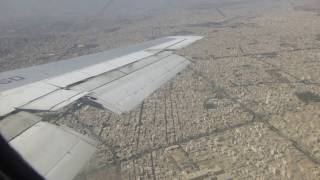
[0,36,203,180]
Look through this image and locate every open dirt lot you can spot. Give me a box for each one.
[1,0,320,179]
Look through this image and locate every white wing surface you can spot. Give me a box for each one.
[0,36,202,116]
[0,35,203,179]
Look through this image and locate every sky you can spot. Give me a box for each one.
[0,0,237,23]
[0,0,181,21]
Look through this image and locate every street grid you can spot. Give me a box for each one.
[1,0,320,179]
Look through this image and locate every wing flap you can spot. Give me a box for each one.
[50,92,88,111]
[0,82,59,116]
[70,70,126,92]
[147,36,203,50]
[0,105,15,118]
[18,90,88,111]
[0,112,41,141]
[147,37,186,51]
[10,122,81,175]
[68,51,176,101]
[9,121,96,179]
[118,51,172,74]
[45,140,96,180]
[46,50,155,88]
[45,71,92,88]
[88,54,190,114]
[167,36,203,50]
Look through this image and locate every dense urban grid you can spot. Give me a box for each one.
[1,0,320,179]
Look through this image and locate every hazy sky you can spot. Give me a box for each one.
[0,0,229,23]
[0,0,181,20]
[0,0,110,21]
